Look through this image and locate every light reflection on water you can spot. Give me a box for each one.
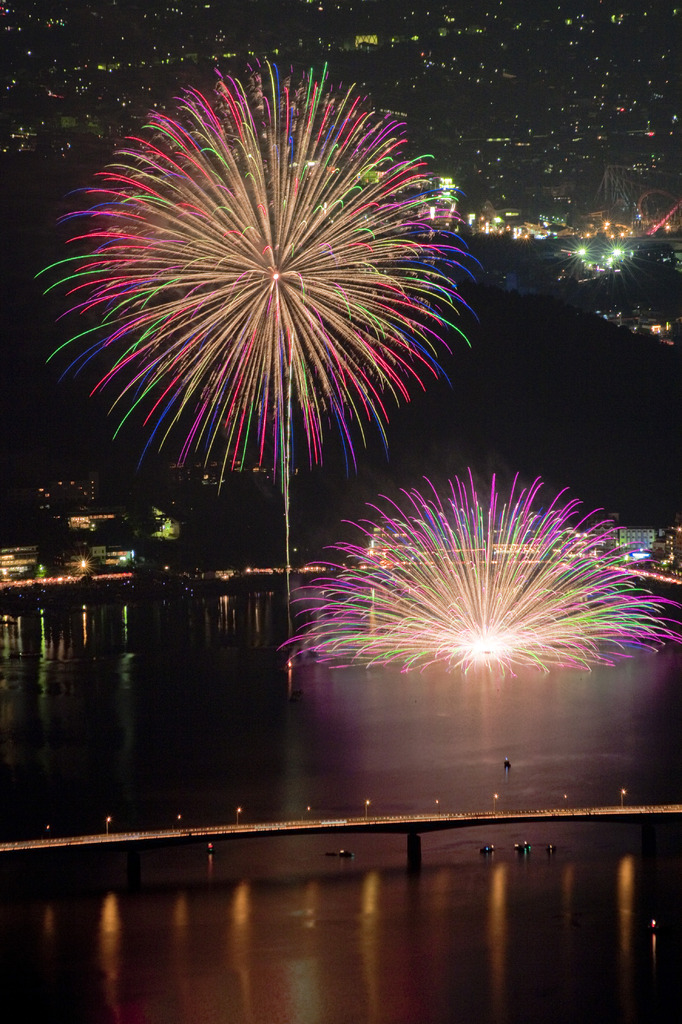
[488,861,507,1022]
[98,891,122,1018]
[3,851,679,1024]
[0,593,681,1022]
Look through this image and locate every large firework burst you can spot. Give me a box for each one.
[292,474,679,673]
[43,62,470,578]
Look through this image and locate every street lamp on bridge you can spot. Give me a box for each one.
[365,799,371,819]
[493,793,498,814]
[236,806,242,825]
[620,789,627,808]
[105,816,112,835]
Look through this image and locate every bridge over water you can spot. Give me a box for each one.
[2,805,681,888]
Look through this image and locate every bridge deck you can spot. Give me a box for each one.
[1,805,681,855]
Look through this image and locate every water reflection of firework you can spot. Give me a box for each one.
[293,473,679,673]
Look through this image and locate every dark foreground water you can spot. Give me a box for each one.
[1,590,681,1023]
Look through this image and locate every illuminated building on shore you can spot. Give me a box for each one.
[38,473,99,508]
[616,526,664,556]
[0,545,39,579]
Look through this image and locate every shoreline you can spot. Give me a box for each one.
[0,570,296,616]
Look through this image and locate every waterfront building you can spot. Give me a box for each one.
[0,545,39,579]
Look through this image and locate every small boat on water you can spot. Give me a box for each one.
[480,844,494,855]
[326,849,355,858]
[546,844,557,854]
[514,841,531,854]
[504,757,511,769]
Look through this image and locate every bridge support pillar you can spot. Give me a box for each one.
[641,823,656,857]
[127,849,141,890]
[407,833,421,870]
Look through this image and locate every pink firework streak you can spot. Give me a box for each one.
[42,61,473,483]
[290,473,680,673]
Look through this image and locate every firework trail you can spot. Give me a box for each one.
[292,473,679,673]
[42,62,471,586]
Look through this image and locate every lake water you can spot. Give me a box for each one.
[1,589,681,1023]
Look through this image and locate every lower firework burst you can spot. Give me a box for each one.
[293,473,679,673]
